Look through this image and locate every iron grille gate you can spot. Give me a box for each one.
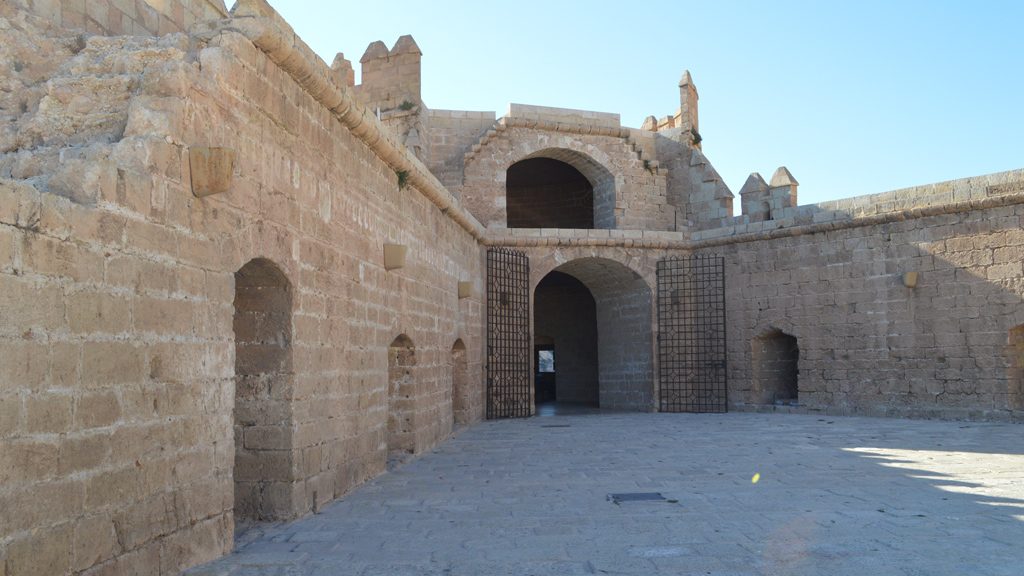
[486,247,531,418]
[656,255,728,412]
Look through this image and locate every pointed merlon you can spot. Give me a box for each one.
[641,115,658,131]
[769,166,799,187]
[332,53,352,71]
[332,53,355,87]
[739,172,769,195]
[390,35,422,56]
[679,70,694,87]
[360,40,389,63]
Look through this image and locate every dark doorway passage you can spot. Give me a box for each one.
[534,338,556,404]
[507,158,594,229]
[533,271,599,409]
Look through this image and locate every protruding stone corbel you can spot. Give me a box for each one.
[384,244,407,271]
[189,147,235,197]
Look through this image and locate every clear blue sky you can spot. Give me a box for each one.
[269,1,1023,206]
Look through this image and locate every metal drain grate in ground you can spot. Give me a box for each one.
[608,492,666,504]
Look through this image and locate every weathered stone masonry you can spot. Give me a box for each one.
[0,1,1022,575]
[1,2,482,574]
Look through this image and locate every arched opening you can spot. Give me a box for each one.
[387,335,416,458]
[751,329,799,406]
[506,149,615,229]
[451,339,469,426]
[233,258,293,522]
[532,258,653,412]
[1007,326,1024,410]
[533,273,598,408]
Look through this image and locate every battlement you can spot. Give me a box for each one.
[354,34,423,113]
[693,168,1024,241]
[641,69,701,148]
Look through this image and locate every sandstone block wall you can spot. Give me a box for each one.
[0,3,483,575]
[8,0,228,36]
[701,177,1024,418]
[425,109,497,190]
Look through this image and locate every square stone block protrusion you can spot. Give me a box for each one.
[189,147,235,197]
[902,271,919,288]
[458,281,473,299]
[384,244,407,271]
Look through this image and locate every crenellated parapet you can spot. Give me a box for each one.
[739,168,799,222]
[351,36,429,160]
[354,35,423,113]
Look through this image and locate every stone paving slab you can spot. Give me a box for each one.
[187,413,1024,575]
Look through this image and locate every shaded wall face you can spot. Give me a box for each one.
[593,179,616,229]
[507,158,594,229]
[714,203,1024,417]
[594,280,654,410]
[1008,326,1024,411]
[534,272,599,405]
[233,260,295,521]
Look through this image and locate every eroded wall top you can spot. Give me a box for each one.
[9,0,228,36]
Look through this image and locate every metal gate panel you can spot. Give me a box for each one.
[656,255,727,413]
[486,247,531,418]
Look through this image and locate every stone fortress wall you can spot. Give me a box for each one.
[0,0,1022,574]
[1,1,483,574]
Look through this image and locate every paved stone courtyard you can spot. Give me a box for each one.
[188,412,1024,576]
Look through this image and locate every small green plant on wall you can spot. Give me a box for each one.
[396,169,410,190]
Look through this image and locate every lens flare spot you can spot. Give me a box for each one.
[752,473,761,484]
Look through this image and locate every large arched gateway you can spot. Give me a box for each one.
[533,257,655,411]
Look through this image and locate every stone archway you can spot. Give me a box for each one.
[506,148,617,229]
[233,257,294,521]
[532,257,654,411]
[533,272,598,406]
